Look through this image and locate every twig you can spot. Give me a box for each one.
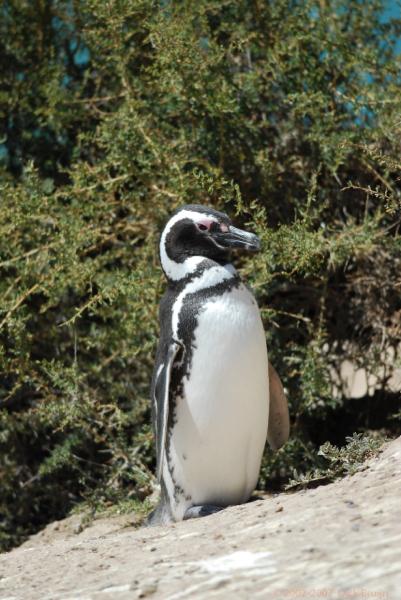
[0,283,40,330]
[58,292,102,327]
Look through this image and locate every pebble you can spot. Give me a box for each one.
[134,580,158,597]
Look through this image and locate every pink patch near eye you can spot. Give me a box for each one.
[197,219,214,231]
[220,223,229,233]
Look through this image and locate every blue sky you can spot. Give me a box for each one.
[382,0,401,53]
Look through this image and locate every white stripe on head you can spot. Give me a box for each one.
[160,209,220,281]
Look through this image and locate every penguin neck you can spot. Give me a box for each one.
[169,260,239,339]
[165,257,237,289]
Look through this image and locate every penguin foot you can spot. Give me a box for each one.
[183,504,224,520]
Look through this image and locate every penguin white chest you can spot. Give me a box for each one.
[170,283,269,512]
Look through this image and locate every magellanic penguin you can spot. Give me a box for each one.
[148,205,289,525]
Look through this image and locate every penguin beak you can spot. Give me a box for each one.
[212,225,261,252]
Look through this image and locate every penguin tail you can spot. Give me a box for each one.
[145,500,173,527]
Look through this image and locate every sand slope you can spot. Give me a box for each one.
[1,437,400,600]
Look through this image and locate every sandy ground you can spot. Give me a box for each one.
[0,437,400,600]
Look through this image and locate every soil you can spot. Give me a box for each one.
[1,437,400,600]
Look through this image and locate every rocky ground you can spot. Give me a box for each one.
[1,437,400,600]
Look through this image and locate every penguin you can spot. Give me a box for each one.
[147,204,289,525]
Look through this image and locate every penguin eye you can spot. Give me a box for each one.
[196,218,216,232]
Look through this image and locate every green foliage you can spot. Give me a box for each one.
[1,0,400,550]
[285,433,386,490]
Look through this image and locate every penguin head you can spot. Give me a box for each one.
[160,204,260,281]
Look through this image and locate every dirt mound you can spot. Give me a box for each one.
[1,437,400,600]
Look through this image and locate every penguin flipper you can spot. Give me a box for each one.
[267,362,290,451]
[154,340,180,482]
